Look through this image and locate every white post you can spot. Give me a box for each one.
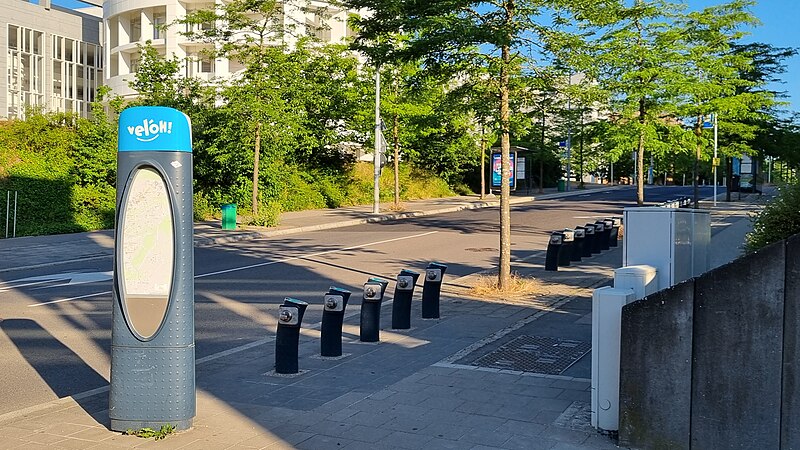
[713,113,718,207]
[373,67,381,214]
[592,286,635,432]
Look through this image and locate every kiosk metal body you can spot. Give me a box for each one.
[110,107,195,431]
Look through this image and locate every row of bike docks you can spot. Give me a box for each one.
[544,218,623,271]
[272,262,448,374]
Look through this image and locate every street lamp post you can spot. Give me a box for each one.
[713,113,718,207]
[373,67,381,214]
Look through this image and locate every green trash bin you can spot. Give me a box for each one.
[221,203,237,230]
[557,179,566,192]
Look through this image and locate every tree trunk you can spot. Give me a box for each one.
[252,121,262,217]
[637,98,645,205]
[498,43,512,290]
[726,156,732,202]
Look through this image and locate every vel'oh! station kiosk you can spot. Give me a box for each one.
[109,106,195,431]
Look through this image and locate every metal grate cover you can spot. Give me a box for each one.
[471,335,590,375]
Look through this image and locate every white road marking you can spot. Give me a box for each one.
[26,231,438,307]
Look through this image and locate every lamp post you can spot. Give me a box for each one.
[713,113,718,207]
[373,67,381,214]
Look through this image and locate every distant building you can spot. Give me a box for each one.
[1,0,103,118]
[104,0,358,99]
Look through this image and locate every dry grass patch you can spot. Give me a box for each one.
[468,272,546,300]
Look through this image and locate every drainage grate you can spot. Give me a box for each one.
[471,335,590,375]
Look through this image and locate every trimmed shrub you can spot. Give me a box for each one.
[745,182,800,252]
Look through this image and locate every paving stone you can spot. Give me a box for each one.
[416,421,472,440]
[295,434,353,449]
[345,424,393,443]
[378,430,435,449]
[341,411,393,427]
[502,433,559,450]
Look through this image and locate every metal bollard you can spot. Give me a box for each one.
[596,220,611,251]
[558,229,575,267]
[603,219,614,250]
[360,277,389,342]
[421,263,448,319]
[581,224,595,258]
[572,227,586,261]
[545,232,564,271]
[392,269,420,330]
[609,217,622,247]
[320,287,352,357]
[590,222,605,254]
[275,297,309,374]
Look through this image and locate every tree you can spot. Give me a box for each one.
[675,0,761,207]
[581,0,685,205]
[347,0,588,289]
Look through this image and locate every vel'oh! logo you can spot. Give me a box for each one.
[127,119,174,142]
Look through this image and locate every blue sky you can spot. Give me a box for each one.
[52,0,798,113]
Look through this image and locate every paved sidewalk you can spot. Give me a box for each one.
[0,187,766,449]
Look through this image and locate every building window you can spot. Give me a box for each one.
[306,9,331,42]
[153,11,166,39]
[51,35,102,116]
[7,25,44,117]
[130,15,141,42]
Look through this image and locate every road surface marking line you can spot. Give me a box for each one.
[28,291,111,308]
[195,231,438,279]
[26,231,438,307]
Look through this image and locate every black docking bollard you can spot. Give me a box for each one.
[275,297,309,374]
[320,287,352,357]
[597,219,614,250]
[421,263,448,319]
[392,269,420,330]
[360,277,389,342]
[603,218,617,250]
[558,229,574,267]
[572,227,585,262]
[581,225,595,258]
[590,222,605,254]
[545,232,564,271]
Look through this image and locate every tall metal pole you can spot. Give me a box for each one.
[373,67,381,214]
[566,73,572,192]
[713,113,718,207]
[5,191,9,239]
[12,191,17,238]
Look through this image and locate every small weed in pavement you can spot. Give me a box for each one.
[124,424,176,440]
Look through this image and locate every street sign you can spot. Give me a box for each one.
[712,158,720,167]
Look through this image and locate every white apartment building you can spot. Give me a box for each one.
[104,0,357,98]
[1,0,104,118]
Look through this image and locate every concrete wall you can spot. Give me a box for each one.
[619,237,798,449]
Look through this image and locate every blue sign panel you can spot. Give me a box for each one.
[491,152,516,189]
[118,106,192,152]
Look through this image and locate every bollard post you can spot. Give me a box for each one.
[320,287,351,357]
[572,227,586,261]
[591,222,605,254]
[558,229,575,267]
[581,224,595,258]
[391,269,420,330]
[603,219,614,250]
[275,297,309,374]
[360,278,389,342]
[545,232,564,271]
[421,263,448,319]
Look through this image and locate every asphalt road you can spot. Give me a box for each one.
[0,185,721,416]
